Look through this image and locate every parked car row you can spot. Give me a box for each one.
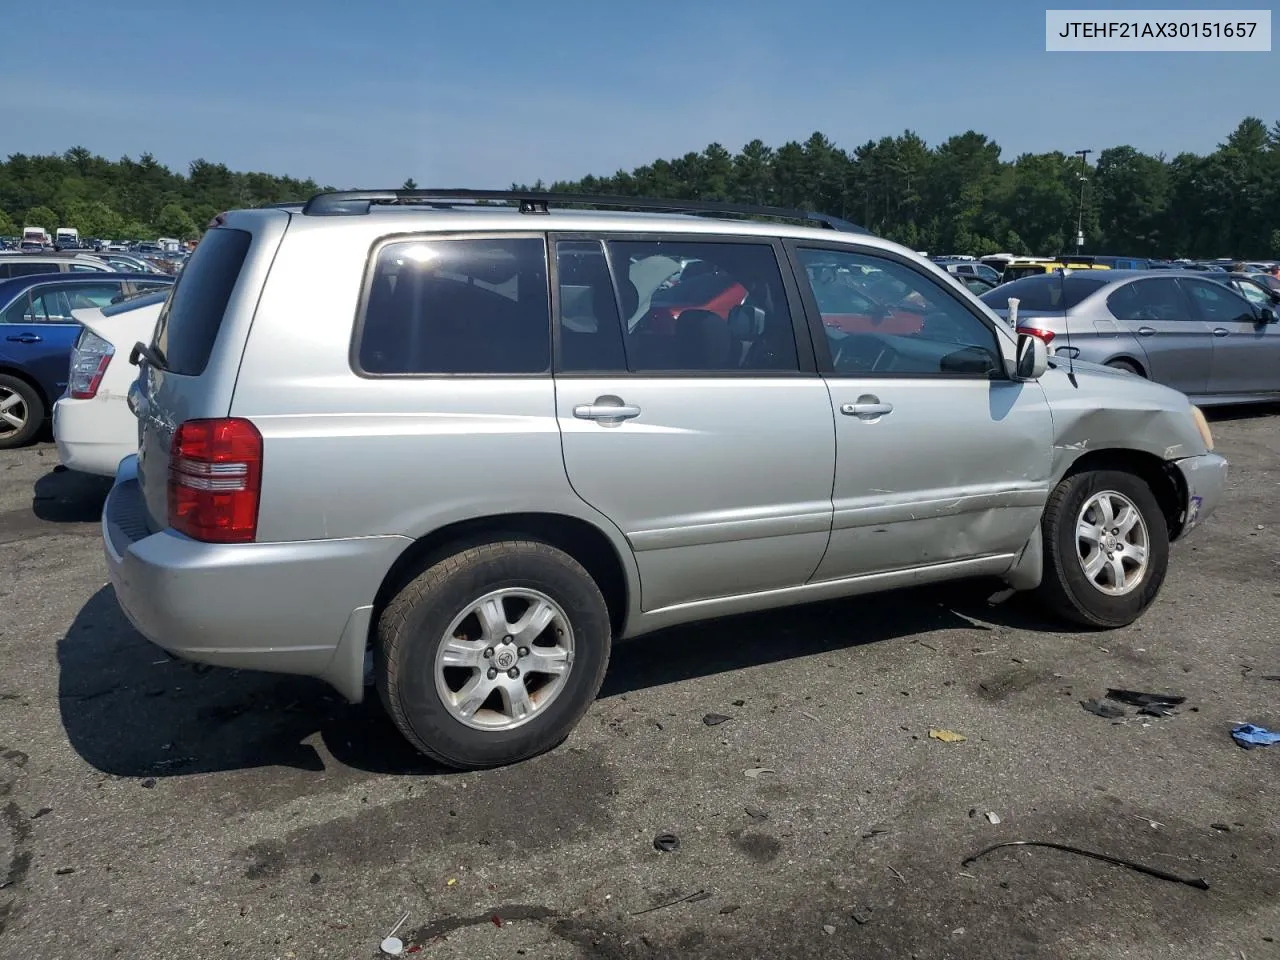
[0,272,174,447]
[87,189,1225,771]
[979,270,1280,404]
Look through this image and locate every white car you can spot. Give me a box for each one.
[53,290,168,476]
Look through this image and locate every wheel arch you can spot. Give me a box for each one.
[0,365,51,409]
[1104,355,1148,377]
[373,512,634,640]
[1062,447,1188,540]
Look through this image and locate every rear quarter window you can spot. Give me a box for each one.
[355,237,550,375]
[150,228,251,375]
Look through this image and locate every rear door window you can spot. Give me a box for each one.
[356,237,550,375]
[150,228,251,376]
[1107,278,1188,322]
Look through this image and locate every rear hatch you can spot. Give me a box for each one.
[131,213,288,532]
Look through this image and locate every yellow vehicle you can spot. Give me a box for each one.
[1001,258,1111,281]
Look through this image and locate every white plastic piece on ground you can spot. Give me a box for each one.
[380,936,404,956]
[986,812,1002,825]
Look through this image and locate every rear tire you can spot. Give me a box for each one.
[376,540,612,769]
[1037,469,1169,628]
[1105,359,1144,377]
[0,375,44,450]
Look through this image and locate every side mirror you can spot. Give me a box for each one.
[1260,307,1278,324]
[1016,332,1049,380]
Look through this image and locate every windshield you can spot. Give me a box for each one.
[981,275,1108,312]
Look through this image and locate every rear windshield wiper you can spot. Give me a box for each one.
[129,341,167,368]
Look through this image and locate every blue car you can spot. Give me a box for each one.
[0,272,174,448]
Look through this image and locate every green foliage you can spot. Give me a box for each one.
[0,208,14,235]
[0,146,324,240]
[24,205,58,231]
[4,118,1280,255]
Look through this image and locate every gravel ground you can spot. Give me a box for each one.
[1,409,1278,960]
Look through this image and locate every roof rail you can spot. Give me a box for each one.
[297,188,870,234]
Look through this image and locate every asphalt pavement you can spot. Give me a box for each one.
[1,409,1277,960]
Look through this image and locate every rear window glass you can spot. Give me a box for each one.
[102,288,170,316]
[980,275,1107,312]
[150,228,250,376]
[356,237,550,375]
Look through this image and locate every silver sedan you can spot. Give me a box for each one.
[981,270,1280,405]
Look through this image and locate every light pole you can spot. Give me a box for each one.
[1074,148,1092,254]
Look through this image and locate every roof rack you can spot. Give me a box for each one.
[296,188,869,234]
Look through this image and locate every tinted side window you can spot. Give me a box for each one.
[6,262,57,278]
[605,240,799,373]
[798,247,1001,377]
[555,240,626,372]
[358,237,550,375]
[151,228,251,376]
[1181,278,1255,323]
[1107,278,1187,322]
[981,275,1105,312]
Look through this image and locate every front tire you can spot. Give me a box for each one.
[1037,469,1169,628]
[0,375,44,449]
[375,540,612,769]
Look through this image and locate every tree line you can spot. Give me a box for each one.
[4,116,1279,256]
[0,148,328,241]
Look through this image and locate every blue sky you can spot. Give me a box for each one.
[2,0,1275,187]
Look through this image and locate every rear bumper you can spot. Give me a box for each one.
[53,396,135,477]
[102,456,411,701]
[1171,452,1228,539]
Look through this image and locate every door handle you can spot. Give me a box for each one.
[1212,327,1229,337]
[841,398,894,419]
[5,333,42,344]
[1136,326,1156,337]
[573,397,641,423]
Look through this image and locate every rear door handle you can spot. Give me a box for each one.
[5,333,41,344]
[841,399,894,419]
[1212,327,1230,337]
[1136,326,1156,337]
[573,398,641,423]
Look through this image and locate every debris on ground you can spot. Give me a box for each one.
[718,904,740,915]
[985,812,1002,825]
[1131,814,1163,829]
[30,807,52,820]
[652,833,680,852]
[702,713,732,727]
[851,909,873,925]
[928,728,967,744]
[743,768,774,779]
[380,910,410,956]
[861,826,890,840]
[744,806,769,821]
[631,890,710,916]
[823,924,836,935]
[800,711,820,721]
[309,872,321,885]
[732,699,746,707]
[54,867,75,875]
[1210,823,1232,832]
[962,840,1209,890]
[1105,688,1186,709]
[139,777,157,789]
[1232,724,1280,748]
[1080,699,1125,720]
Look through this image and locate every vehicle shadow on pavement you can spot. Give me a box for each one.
[32,467,112,523]
[58,587,442,780]
[59,579,1073,781]
[600,579,1083,698]
[1203,401,1280,423]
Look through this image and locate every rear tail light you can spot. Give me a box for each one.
[68,331,114,399]
[168,418,262,543]
[1015,325,1056,344]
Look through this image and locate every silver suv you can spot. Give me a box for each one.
[102,190,1227,769]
